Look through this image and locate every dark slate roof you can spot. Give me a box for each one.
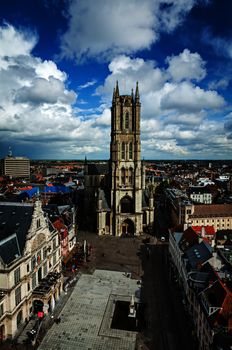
[185,241,212,269]
[0,202,34,265]
[86,163,109,175]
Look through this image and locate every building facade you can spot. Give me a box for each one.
[0,201,62,341]
[1,156,30,178]
[85,82,154,236]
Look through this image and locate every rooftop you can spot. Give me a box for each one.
[190,204,232,218]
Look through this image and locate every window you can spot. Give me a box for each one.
[14,267,21,285]
[53,252,57,266]
[43,246,47,260]
[0,303,3,317]
[27,264,30,273]
[32,273,37,289]
[43,263,47,277]
[121,142,125,160]
[31,255,36,270]
[27,282,30,292]
[15,286,21,306]
[187,209,191,214]
[37,250,41,265]
[128,168,133,186]
[129,142,133,159]
[125,112,129,129]
[53,238,56,250]
[121,196,134,213]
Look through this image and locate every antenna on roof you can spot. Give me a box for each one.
[8,146,12,157]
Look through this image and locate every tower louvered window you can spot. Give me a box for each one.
[125,112,129,129]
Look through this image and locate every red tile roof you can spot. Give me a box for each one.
[192,225,216,236]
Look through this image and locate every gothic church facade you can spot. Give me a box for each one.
[84,82,154,236]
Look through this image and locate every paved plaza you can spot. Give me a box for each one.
[38,269,139,350]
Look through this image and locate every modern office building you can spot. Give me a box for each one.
[1,155,30,178]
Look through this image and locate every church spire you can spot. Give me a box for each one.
[115,80,119,97]
[135,81,140,100]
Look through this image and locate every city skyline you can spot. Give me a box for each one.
[0,0,232,160]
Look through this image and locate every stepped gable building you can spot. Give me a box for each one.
[84,82,154,236]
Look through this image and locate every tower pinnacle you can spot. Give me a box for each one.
[135,81,140,100]
[115,80,119,97]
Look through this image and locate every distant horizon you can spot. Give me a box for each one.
[29,158,232,163]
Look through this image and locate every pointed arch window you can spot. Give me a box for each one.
[121,142,125,160]
[125,112,129,129]
[129,167,133,186]
[129,142,133,159]
[121,167,126,186]
[120,196,134,213]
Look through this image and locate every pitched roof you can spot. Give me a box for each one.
[192,225,216,236]
[179,227,199,251]
[190,204,232,218]
[0,202,34,265]
[185,241,212,269]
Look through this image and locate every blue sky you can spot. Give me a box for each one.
[0,0,232,160]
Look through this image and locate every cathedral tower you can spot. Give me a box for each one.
[109,82,145,236]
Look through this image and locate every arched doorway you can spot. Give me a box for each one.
[121,219,134,236]
[16,310,23,328]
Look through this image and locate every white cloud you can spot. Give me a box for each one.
[208,78,229,90]
[94,108,111,127]
[166,49,206,82]
[35,60,66,81]
[161,82,225,112]
[14,77,76,105]
[203,29,232,59]
[78,79,97,89]
[96,55,165,106]
[60,0,198,62]
[0,24,110,158]
[0,23,37,58]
